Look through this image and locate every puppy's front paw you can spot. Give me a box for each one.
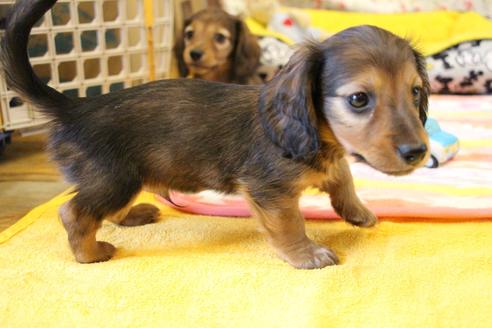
[343,205,378,228]
[277,239,339,269]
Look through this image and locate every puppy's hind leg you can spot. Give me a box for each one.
[60,201,114,263]
[107,203,160,227]
[105,184,164,226]
[245,193,339,269]
[60,180,141,263]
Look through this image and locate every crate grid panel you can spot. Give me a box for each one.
[153,21,173,78]
[0,0,173,130]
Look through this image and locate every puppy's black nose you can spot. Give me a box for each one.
[397,143,427,165]
[190,49,203,62]
[258,72,268,81]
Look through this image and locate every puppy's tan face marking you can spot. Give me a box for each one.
[323,62,429,175]
[183,20,234,76]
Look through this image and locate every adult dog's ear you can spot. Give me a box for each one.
[232,19,260,84]
[413,49,429,125]
[259,42,323,162]
[173,18,191,78]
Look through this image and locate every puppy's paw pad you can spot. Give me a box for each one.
[345,207,378,228]
[281,242,339,269]
[120,203,160,226]
[75,241,116,263]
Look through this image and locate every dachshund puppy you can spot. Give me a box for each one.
[1,0,429,269]
[174,8,261,84]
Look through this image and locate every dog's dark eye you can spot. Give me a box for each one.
[412,86,422,97]
[214,33,226,44]
[185,30,194,40]
[348,92,369,110]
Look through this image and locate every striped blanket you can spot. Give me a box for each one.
[159,96,492,221]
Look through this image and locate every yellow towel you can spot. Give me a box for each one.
[1,191,492,327]
[248,10,492,55]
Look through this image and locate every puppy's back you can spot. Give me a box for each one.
[51,79,263,192]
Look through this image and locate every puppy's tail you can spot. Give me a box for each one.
[0,0,73,121]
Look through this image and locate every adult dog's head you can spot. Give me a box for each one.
[260,25,430,175]
[174,8,260,84]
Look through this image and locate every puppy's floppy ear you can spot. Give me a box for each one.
[413,49,429,125]
[173,18,191,78]
[259,42,323,162]
[232,19,261,83]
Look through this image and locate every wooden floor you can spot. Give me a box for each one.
[0,133,69,232]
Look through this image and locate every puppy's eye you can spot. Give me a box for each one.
[214,33,226,44]
[412,86,422,97]
[348,92,369,110]
[185,30,194,40]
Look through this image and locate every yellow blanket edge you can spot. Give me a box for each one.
[0,189,73,244]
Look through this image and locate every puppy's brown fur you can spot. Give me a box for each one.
[1,0,429,269]
[174,8,260,84]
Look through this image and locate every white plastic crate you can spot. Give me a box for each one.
[0,0,173,131]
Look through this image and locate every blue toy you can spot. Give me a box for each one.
[425,118,459,168]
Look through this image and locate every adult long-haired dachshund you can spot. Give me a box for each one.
[1,0,429,269]
[173,8,260,84]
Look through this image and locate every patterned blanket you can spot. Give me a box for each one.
[158,96,492,221]
[279,0,492,18]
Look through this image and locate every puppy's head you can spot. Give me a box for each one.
[174,8,260,83]
[259,25,430,175]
